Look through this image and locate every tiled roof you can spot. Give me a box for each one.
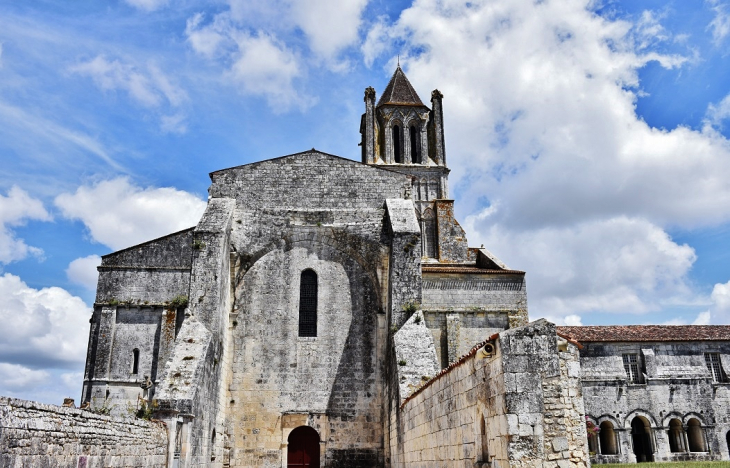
[557,325,730,343]
[376,66,426,107]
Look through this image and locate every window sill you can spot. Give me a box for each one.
[298,337,317,342]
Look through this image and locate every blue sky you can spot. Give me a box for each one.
[2,0,730,404]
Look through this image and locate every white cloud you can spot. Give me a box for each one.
[69,56,188,133]
[706,280,730,323]
[55,177,206,251]
[707,1,730,45]
[0,186,51,264]
[289,0,369,61]
[358,0,730,321]
[705,92,730,129]
[0,273,89,368]
[186,12,314,111]
[465,215,696,318]
[362,16,391,67]
[66,255,101,291]
[692,311,712,325]
[0,363,49,391]
[124,0,169,12]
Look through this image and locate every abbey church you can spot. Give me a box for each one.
[2,68,730,468]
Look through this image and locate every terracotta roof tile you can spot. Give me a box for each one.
[557,325,730,343]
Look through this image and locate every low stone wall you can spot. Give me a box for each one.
[0,397,168,468]
[390,320,589,468]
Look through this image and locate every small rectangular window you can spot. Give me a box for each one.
[704,353,725,382]
[623,353,641,383]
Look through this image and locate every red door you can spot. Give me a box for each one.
[287,426,320,467]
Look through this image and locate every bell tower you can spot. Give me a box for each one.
[360,66,451,259]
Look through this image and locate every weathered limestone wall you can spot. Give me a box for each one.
[155,197,235,468]
[578,341,730,463]
[389,320,589,468]
[0,397,167,468]
[226,238,384,467]
[422,273,526,313]
[95,229,193,304]
[82,305,179,412]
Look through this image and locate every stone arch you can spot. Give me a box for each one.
[233,231,382,301]
[624,410,658,429]
[662,412,685,427]
[630,415,654,462]
[599,420,619,455]
[687,418,707,452]
[667,418,686,453]
[726,430,730,456]
[287,426,320,467]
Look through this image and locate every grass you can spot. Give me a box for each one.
[600,463,727,468]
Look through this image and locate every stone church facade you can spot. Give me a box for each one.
[2,68,730,467]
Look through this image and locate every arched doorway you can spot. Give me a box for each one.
[631,417,654,462]
[288,426,320,467]
[726,430,730,455]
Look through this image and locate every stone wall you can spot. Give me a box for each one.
[389,320,589,468]
[0,397,167,468]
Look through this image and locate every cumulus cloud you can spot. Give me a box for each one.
[66,255,101,290]
[124,0,169,11]
[707,1,730,45]
[185,0,370,109]
[705,92,730,129]
[186,12,315,112]
[288,0,369,60]
[465,215,696,317]
[55,177,206,251]
[0,273,89,368]
[705,280,730,323]
[0,363,50,391]
[358,0,730,322]
[70,56,188,133]
[0,186,51,264]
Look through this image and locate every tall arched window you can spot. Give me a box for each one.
[393,125,403,163]
[410,125,420,164]
[687,418,706,452]
[132,348,140,374]
[599,421,618,455]
[668,419,686,453]
[299,270,318,337]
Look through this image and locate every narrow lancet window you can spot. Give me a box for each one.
[410,125,420,164]
[393,125,403,163]
[132,348,140,374]
[299,270,318,337]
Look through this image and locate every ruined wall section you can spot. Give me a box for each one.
[390,320,589,468]
[0,397,167,468]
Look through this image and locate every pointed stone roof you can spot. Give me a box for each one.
[376,66,427,108]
